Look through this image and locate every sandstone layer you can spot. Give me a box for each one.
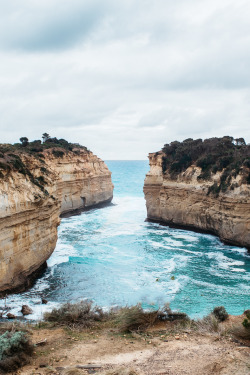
[0,148,113,294]
[144,151,250,251]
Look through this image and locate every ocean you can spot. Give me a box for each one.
[1,160,249,319]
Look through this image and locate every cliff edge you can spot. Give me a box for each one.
[144,136,250,250]
[0,138,113,295]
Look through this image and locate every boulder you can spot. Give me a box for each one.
[21,305,33,316]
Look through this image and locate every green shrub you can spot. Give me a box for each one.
[161,136,250,192]
[244,309,250,319]
[0,331,34,373]
[197,169,211,181]
[0,162,10,172]
[242,318,250,329]
[52,149,65,158]
[212,306,229,322]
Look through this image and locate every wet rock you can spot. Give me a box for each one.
[6,312,16,319]
[41,298,48,304]
[21,304,33,315]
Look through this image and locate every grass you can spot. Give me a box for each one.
[229,310,250,341]
[113,304,159,333]
[43,301,188,333]
[44,301,107,328]
[230,324,250,341]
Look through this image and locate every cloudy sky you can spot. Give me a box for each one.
[0,0,249,159]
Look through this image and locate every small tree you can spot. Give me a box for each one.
[19,137,29,147]
[42,133,50,143]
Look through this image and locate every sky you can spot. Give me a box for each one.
[0,0,250,160]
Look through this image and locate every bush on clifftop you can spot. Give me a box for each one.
[161,136,250,193]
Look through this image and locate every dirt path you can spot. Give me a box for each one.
[20,323,250,375]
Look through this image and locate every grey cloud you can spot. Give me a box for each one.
[0,0,110,51]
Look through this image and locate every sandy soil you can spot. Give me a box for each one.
[19,317,250,375]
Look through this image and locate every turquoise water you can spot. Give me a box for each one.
[1,161,250,319]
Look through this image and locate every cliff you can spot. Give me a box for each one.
[0,142,113,295]
[144,137,250,251]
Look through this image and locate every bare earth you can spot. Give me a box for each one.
[19,316,250,375]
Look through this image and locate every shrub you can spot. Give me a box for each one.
[207,182,220,197]
[242,318,250,329]
[36,176,45,184]
[161,136,250,192]
[244,309,250,319]
[197,169,211,181]
[114,304,159,333]
[0,331,34,373]
[231,323,250,340]
[193,314,220,333]
[0,162,10,172]
[212,306,229,322]
[44,301,105,327]
[52,149,65,158]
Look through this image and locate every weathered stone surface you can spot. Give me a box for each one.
[6,312,16,319]
[21,304,33,315]
[0,149,113,294]
[144,152,250,250]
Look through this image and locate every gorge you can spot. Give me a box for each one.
[144,136,250,251]
[0,139,113,295]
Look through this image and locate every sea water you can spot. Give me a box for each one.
[1,161,249,319]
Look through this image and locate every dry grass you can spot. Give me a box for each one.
[0,321,31,336]
[44,301,106,328]
[43,301,189,333]
[230,324,250,340]
[114,305,159,333]
[169,313,230,338]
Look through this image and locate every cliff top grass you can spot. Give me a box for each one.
[160,136,250,194]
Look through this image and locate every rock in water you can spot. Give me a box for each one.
[21,305,33,315]
[6,313,16,319]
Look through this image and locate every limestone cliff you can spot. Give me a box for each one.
[144,137,250,251]
[0,145,113,295]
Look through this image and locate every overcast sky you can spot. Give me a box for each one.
[0,0,249,159]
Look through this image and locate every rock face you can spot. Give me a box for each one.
[144,151,250,251]
[0,148,113,295]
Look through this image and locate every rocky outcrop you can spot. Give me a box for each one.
[0,148,113,295]
[144,151,250,251]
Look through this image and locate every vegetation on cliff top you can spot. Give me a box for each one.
[0,135,89,185]
[0,134,88,155]
[160,136,250,194]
